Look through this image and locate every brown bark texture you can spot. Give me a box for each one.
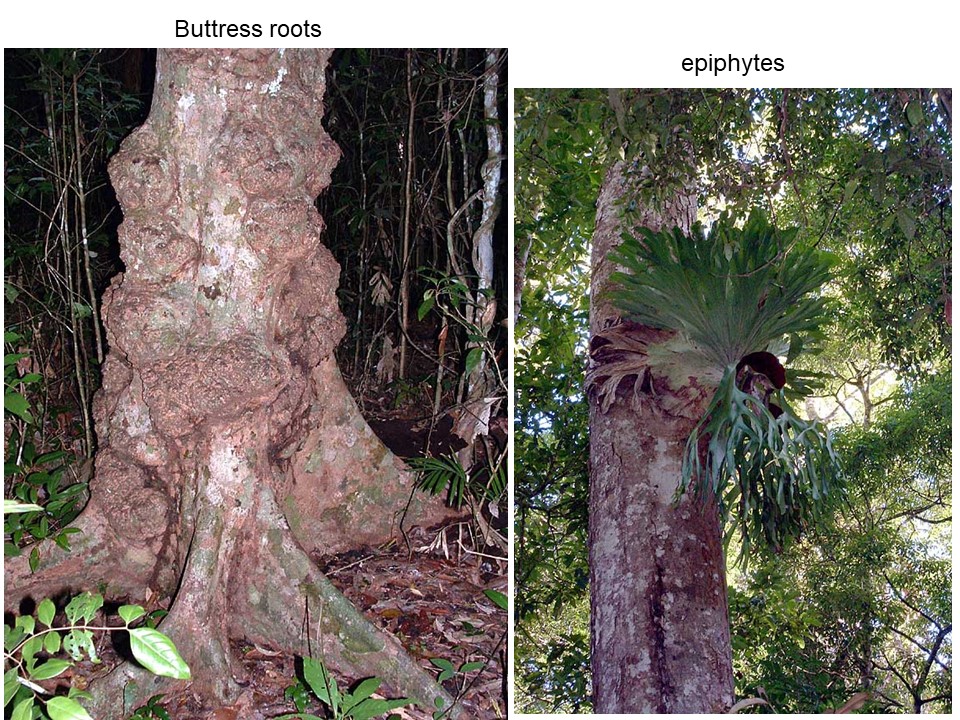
[4,49,455,717]
[588,160,735,713]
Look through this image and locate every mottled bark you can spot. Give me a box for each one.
[5,49,454,717]
[588,160,734,712]
[465,48,502,401]
[513,234,530,323]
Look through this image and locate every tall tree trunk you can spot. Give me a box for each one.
[465,48,502,400]
[5,49,455,718]
[588,159,734,713]
[513,233,531,323]
[398,49,415,379]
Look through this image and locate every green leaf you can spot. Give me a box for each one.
[21,634,43,670]
[459,661,485,673]
[37,598,55,628]
[484,589,508,610]
[346,697,412,720]
[897,210,916,240]
[905,100,923,126]
[64,592,103,624]
[4,669,18,708]
[417,294,435,321]
[3,499,43,514]
[4,352,28,366]
[284,681,310,713]
[429,657,454,671]
[128,628,191,679]
[302,656,338,709]
[464,347,483,376]
[45,696,94,720]
[842,177,859,204]
[4,392,34,423]
[345,677,381,707]
[44,631,62,654]
[118,605,146,625]
[11,697,33,720]
[30,659,72,680]
[34,450,68,465]
[63,628,97,662]
[16,614,36,636]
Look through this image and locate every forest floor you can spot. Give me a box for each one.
[178,373,508,718]
[207,374,510,719]
[11,363,508,719]
[54,528,506,719]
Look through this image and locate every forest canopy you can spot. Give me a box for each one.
[515,88,951,713]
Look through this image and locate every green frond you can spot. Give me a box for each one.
[605,209,843,561]
[608,210,836,371]
[683,365,844,563]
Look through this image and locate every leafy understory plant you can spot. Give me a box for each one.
[5,333,88,569]
[127,694,171,720]
[3,591,190,720]
[589,209,843,558]
[428,589,507,719]
[280,656,413,720]
[409,452,506,511]
[430,657,485,685]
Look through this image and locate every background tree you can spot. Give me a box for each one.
[514,88,950,713]
[320,50,507,413]
[4,50,153,571]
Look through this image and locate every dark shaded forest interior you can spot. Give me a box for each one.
[4,48,507,719]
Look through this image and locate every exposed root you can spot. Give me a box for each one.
[282,359,460,555]
[68,467,461,719]
[3,500,159,611]
[237,484,464,718]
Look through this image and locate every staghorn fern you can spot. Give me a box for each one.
[607,210,833,369]
[602,210,843,559]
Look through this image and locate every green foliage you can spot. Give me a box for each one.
[5,50,148,472]
[607,212,842,558]
[279,656,412,720]
[514,91,600,713]
[409,452,505,510]
[4,334,87,566]
[483,589,507,611]
[127,695,171,720]
[686,365,842,560]
[515,87,951,713]
[608,210,835,370]
[427,655,486,708]
[730,370,951,713]
[321,50,507,397]
[3,592,189,720]
[515,597,591,714]
[418,272,505,391]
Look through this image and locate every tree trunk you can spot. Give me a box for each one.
[465,48,502,401]
[588,159,734,713]
[513,234,530,323]
[5,49,455,718]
